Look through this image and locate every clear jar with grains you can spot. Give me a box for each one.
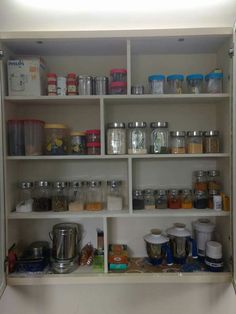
[52,181,68,212]
[193,170,208,191]
[33,181,52,212]
[128,122,147,154]
[68,181,85,211]
[107,122,126,155]
[16,181,34,213]
[170,131,186,154]
[44,124,68,155]
[168,189,181,209]
[187,131,203,154]
[144,189,156,210]
[207,170,221,191]
[107,180,123,210]
[167,74,184,94]
[181,189,193,209]
[203,130,220,153]
[85,181,103,211]
[148,75,165,94]
[186,74,203,94]
[133,189,144,210]
[150,122,169,154]
[155,189,167,209]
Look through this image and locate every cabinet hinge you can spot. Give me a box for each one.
[0,50,4,59]
[228,48,234,58]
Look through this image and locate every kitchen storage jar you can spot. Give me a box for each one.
[44,124,68,155]
[33,181,52,212]
[70,131,86,155]
[194,190,208,209]
[24,119,45,156]
[150,122,169,154]
[168,189,181,209]
[78,75,93,95]
[52,181,68,212]
[16,181,34,213]
[107,180,123,210]
[94,76,108,95]
[170,131,186,154]
[181,189,193,209]
[205,72,223,93]
[68,181,85,211]
[167,74,184,94]
[67,73,77,95]
[194,170,208,191]
[208,189,220,209]
[85,180,103,211]
[131,85,144,95]
[57,76,67,96]
[106,122,126,155]
[133,189,144,210]
[47,73,57,96]
[148,75,165,94]
[193,218,215,258]
[87,142,101,155]
[203,130,220,153]
[110,68,127,83]
[205,241,223,272]
[144,189,156,210]
[186,131,203,154]
[7,119,24,156]
[128,122,147,154]
[86,129,100,143]
[207,170,221,191]
[110,82,127,94]
[186,74,203,94]
[155,189,167,209]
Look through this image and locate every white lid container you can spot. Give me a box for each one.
[206,241,222,259]
[144,229,169,244]
[166,223,191,237]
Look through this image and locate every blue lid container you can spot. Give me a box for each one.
[187,74,204,81]
[148,74,165,81]
[167,74,184,81]
[205,73,223,80]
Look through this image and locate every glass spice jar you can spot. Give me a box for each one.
[150,122,169,154]
[187,131,203,154]
[16,181,34,213]
[144,189,156,210]
[170,131,186,154]
[33,180,52,211]
[168,189,181,209]
[68,181,85,211]
[128,122,147,154]
[107,180,123,210]
[181,189,193,209]
[207,170,221,191]
[208,189,220,209]
[194,170,208,191]
[52,181,68,212]
[194,190,208,209]
[133,189,144,210]
[155,189,167,209]
[106,122,126,155]
[203,130,220,153]
[85,180,103,211]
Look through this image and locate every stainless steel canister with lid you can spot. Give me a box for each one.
[94,76,108,95]
[107,122,126,155]
[78,75,93,95]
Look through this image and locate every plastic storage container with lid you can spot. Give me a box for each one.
[85,180,103,211]
[148,75,165,94]
[33,180,52,211]
[186,74,203,94]
[203,130,220,153]
[186,131,203,154]
[150,122,169,154]
[86,129,100,143]
[170,131,186,154]
[7,119,25,156]
[205,241,224,272]
[128,122,147,154]
[110,68,127,82]
[107,122,126,155]
[16,181,34,213]
[110,82,127,95]
[44,124,68,155]
[107,180,123,210]
[133,189,144,210]
[167,74,184,94]
[205,72,223,93]
[68,180,85,211]
[193,219,215,258]
[52,181,68,212]
[24,119,45,156]
[70,131,86,155]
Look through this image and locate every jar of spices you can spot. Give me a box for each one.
[150,122,169,154]
[167,74,184,94]
[110,68,127,83]
[148,75,165,94]
[16,181,34,213]
[208,189,220,209]
[70,131,86,155]
[86,129,101,143]
[144,189,156,210]
[133,189,144,210]
[187,131,203,154]
[155,189,167,209]
[85,180,103,211]
[44,124,68,155]
[128,122,147,154]
[47,73,57,96]
[194,190,208,209]
[107,180,123,211]
[107,122,126,155]
[87,142,101,155]
[194,170,208,191]
[170,131,186,154]
[168,189,181,209]
[181,189,193,209]
[67,73,77,95]
[52,181,68,211]
[68,181,85,211]
[207,170,221,191]
[94,76,108,95]
[186,74,204,94]
[203,130,220,153]
[33,181,52,211]
[205,72,223,93]
[78,75,93,95]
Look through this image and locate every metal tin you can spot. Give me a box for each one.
[150,122,168,129]
[187,131,203,137]
[78,75,93,95]
[128,122,147,128]
[107,122,125,129]
[170,131,186,137]
[94,76,108,95]
[131,85,144,95]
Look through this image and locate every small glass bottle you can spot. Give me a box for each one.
[208,189,220,209]
[16,181,34,212]
[106,122,126,155]
[181,189,193,209]
[68,181,85,211]
[52,181,68,211]
[194,190,208,209]
[85,181,103,211]
[33,180,52,211]
[203,130,220,153]
[133,189,144,210]
[107,180,123,210]
[186,131,203,154]
[155,189,167,209]
[168,189,181,209]
[144,189,155,210]
[170,131,186,154]
[150,122,169,154]
[194,170,208,191]
[128,122,147,154]
[207,170,221,191]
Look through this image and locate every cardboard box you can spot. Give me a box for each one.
[108,244,128,264]
[8,57,47,96]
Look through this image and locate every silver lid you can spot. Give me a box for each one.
[195,190,207,196]
[156,189,166,196]
[150,122,168,129]
[144,189,155,195]
[168,189,179,194]
[187,131,203,137]
[107,180,122,188]
[209,189,219,195]
[133,189,143,197]
[107,122,125,129]
[204,130,219,137]
[78,75,92,80]
[35,180,51,188]
[181,189,192,195]
[19,181,33,189]
[208,170,220,177]
[87,180,101,188]
[95,76,108,81]
[170,131,186,137]
[128,122,147,128]
[53,181,67,189]
[53,223,78,234]
[70,180,85,188]
[194,170,207,177]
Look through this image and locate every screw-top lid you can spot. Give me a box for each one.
[205,73,223,80]
[156,189,167,196]
[78,75,93,80]
[194,219,215,233]
[170,131,186,137]
[87,180,102,188]
[107,180,122,188]
[168,189,179,195]
[209,189,219,196]
[133,189,143,197]
[167,74,184,81]
[107,122,125,129]
[150,122,168,128]
[148,74,165,81]
[206,241,222,259]
[195,190,207,196]
[70,131,86,136]
[194,170,207,177]
[144,189,155,195]
[128,122,147,128]
[86,129,100,135]
[187,131,203,137]
[208,170,220,177]
[35,180,51,188]
[166,223,191,237]
[144,229,169,245]
[53,181,67,189]
[204,130,219,137]
[19,181,33,189]
[95,76,108,81]
[186,74,204,81]
[69,180,85,188]
[47,73,57,78]
[67,73,76,79]
[110,68,127,74]
[53,223,79,235]
[181,189,192,195]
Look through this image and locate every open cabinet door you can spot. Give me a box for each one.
[233,21,236,290]
[0,54,6,297]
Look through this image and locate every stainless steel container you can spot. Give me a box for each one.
[78,75,93,95]
[94,76,108,95]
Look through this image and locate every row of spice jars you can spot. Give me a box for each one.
[133,188,222,211]
[15,180,124,213]
[106,121,220,155]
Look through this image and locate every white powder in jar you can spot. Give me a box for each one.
[107,195,123,210]
[69,201,84,211]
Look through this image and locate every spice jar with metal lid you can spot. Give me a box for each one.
[85,180,103,211]
[47,73,57,96]
[203,130,220,153]
[170,131,186,154]
[208,189,220,209]
[155,189,167,209]
[207,170,221,191]
[194,190,208,209]
[187,131,203,154]
[150,122,169,154]
[16,181,34,213]
[181,189,193,209]
[107,180,123,210]
[52,181,68,212]
[193,170,208,191]
[33,180,52,211]
[78,75,93,95]
[70,131,86,155]
[131,85,144,95]
[67,73,77,95]
[107,122,126,155]
[144,189,156,210]
[128,122,147,154]
[133,189,144,210]
[168,189,181,209]
[68,181,85,211]
[94,76,108,95]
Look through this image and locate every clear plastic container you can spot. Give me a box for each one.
[16,181,34,213]
[68,181,85,211]
[186,131,203,154]
[110,82,127,95]
[106,122,126,155]
[52,181,68,211]
[150,122,169,154]
[170,131,186,154]
[85,180,103,211]
[70,131,86,155]
[7,119,25,156]
[148,75,165,94]
[186,74,203,94]
[24,119,45,156]
[107,180,123,210]
[194,170,208,191]
[205,73,223,93]
[128,122,147,154]
[167,74,184,94]
[33,181,52,211]
[86,129,100,143]
[203,130,220,153]
[44,124,68,155]
[110,69,127,82]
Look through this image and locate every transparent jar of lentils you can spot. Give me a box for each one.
[170,131,186,154]
[203,130,220,153]
[144,189,156,210]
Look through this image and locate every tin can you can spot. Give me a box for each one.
[78,75,93,95]
[57,77,67,96]
[94,76,108,95]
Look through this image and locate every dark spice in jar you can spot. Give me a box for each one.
[133,189,144,210]
[33,197,52,211]
[155,189,167,209]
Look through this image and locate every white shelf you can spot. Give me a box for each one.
[132,209,230,217]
